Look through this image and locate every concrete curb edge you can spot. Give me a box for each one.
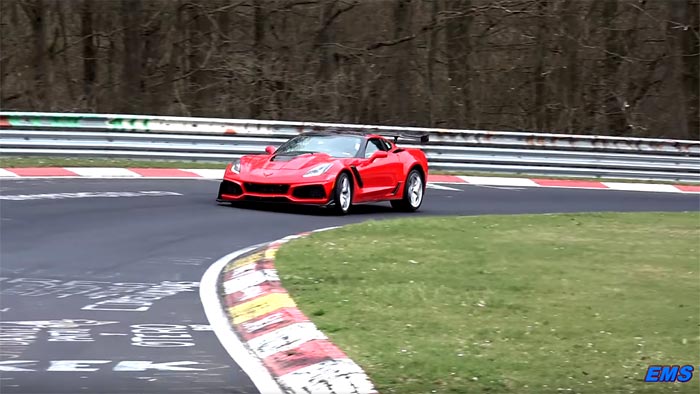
[211,226,378,394]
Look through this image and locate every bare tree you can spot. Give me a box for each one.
[81,0,96,109]
[119,0,144,113]
[667,0,699,139]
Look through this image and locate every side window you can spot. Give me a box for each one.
[364,139,383,158]
[380,139,392,151]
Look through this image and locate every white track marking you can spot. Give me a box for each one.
[247,322,327,359]
[64,168,142,177]
[0,191,182,201]
[458,176,540,187]
[278,359,377,394]
[601,182,681,193]
[473,185,526,190]
[181,169,224,179]
[426,183,462,191]
[200,244,285,394]
[0,169,19,177]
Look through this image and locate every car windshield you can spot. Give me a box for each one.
[274,134,363,158]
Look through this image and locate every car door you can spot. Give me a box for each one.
[355,138,400,199]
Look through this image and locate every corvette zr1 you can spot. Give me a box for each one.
[216,130,429,215]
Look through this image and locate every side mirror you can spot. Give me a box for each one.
[264,146,276,155]
[370,151,388,160]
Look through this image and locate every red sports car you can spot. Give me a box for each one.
[216,130,429,214]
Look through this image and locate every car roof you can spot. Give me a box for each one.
[299,130,384,140]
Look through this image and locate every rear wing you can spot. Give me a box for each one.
[301,128,429,144]
[378,131,430,144]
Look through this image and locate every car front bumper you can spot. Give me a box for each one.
[216,177,336,206]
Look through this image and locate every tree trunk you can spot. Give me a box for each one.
[250,0,266,118]
[533,0,549,131]
[316,0,337,81]
[559,0,580,132]
[684,0,699,138]
[391,0,414,124]
[81,0,96,110]
[601,0,627,135]
[102,6,117,113]
[190,4,213,115]
[426,0,439,126]
[668,0,699,139]
[444,0,472,128]
[120,0,143,113]
[23,0,47,108]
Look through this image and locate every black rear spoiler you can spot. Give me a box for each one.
[303,128,429,144]
[378,132,430,144]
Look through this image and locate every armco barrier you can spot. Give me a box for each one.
[1,112,699,182]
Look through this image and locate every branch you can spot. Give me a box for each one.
[1,94,21,103]
[322,0,358,32]
[366,34,416,51]
[365,20,438,52]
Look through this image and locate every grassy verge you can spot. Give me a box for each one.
[1,156,697,185]
[275,212,700,393]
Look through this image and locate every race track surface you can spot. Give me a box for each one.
[1,178,698,394]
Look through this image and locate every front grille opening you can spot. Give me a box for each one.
[220,181,243,196]
[292,185,326,199]
[243,196,289,203]
[243,183,290,194]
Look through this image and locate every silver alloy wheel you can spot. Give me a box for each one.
[339,176,351,211]
[409,173,423,207]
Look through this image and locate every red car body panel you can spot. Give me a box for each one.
[216,133,429,207]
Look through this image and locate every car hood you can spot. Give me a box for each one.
[241,153,339,174]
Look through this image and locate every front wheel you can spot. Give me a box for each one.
[330,173,353,215]
[391,169,424,212]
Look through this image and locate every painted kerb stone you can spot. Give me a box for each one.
[217,229,378,394]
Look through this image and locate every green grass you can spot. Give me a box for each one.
[1,156,697,185]
[274,212,700,393]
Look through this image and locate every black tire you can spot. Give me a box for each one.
[391,169,425,212]
[331,172,353,215]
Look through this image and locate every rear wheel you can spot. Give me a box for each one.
[391,169,424,212]
[331,173,353,215]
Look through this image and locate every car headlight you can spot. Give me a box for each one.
[303,163,333,177]
[230,159,241,174]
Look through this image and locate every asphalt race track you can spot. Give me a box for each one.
[1,178,698,394]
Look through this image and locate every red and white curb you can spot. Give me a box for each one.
[201,227,377,394]
[1,167,698,194]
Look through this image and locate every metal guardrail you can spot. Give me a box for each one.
[1,112,699,182]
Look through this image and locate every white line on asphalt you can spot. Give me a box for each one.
[181,169,225,179]
[64,168,142,178]
[473,185,526,190]
[600,182,681,193]
[0,191,183,201]
[459,176,540,187]
[426,183,462,191]
[199,244,285,394]
[0,169,19,177]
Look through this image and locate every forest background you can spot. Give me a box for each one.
[1,0,698,139]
